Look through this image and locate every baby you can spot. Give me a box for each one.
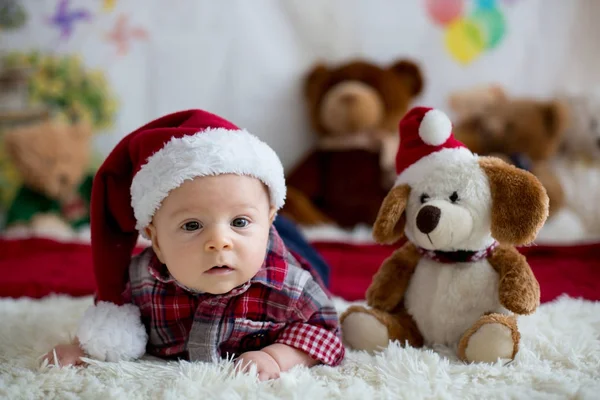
[45,109,345,380]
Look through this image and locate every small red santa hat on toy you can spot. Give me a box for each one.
[75,109,286,362]
[393,106,475,186]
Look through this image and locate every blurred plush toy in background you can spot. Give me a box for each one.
[447,83,507,123]
[282,59,424,228]
[544,91,600,239]
[0,51,116,231]
[3,120,94,237]
[557,93,600,162]
[453,97,569,217]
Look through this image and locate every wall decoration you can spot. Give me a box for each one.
[426,0,510,65]
[105,14,148,56]
[47,0,92,41]
[103,0,117,13]
[0,0,27,30]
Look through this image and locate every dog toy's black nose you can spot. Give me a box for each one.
[417,205,441,234]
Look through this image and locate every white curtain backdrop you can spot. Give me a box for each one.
[3,0,599,169]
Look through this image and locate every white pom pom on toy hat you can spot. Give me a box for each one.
[418,109,453,146]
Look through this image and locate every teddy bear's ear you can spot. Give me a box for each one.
[388,60,423,97]
[372,184,411,245]
[478,156,549,246]
[2,125,28,161]
[541,100,569,140]
[69,120,93,141]
[303,63,330,101]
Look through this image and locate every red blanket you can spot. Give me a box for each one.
[313,241,600,303]
[1,237,599,303]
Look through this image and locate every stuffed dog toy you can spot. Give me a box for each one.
[340,107,548,363]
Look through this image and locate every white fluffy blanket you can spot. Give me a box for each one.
[1,294,599,400]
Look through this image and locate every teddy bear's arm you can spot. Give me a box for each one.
[5,186,55,226]
[286,152,323,201]
[488,244,541,315]
[366,242,421,312]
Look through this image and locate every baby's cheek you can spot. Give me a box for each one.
[243,237,270,271]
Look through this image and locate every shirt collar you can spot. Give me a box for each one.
[147,225,288,294]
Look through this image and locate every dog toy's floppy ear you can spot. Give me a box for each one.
[478,156,549,245]
[373,184,411,244]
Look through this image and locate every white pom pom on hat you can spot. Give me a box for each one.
[418,109,453,146]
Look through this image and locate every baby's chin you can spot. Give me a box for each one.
[184,272,250,295]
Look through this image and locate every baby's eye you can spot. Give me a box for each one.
[231,218,249,228]
[420,193,430,204]
[182,221,201,231]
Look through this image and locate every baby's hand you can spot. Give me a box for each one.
[43,343,86,367]
[235,350,281,381]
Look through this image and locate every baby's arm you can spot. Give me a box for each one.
[235,343,317,381]
[262,343,319,370]
[44,283,148,367]
[44,338,85,367]
[236,276,344,379]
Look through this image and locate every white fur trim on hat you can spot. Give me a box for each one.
[395,147,475,186]
[419,109,453,146]
[77,302,148,362]
[130,128,286,231]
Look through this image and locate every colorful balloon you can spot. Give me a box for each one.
[444,18,485,65]
[471,7,506,49]
[425,0,464,26]
[475,0,497,10]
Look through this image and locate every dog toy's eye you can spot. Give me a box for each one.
[449,191,459,203]
[420,193,430,204]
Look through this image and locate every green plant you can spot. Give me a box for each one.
[3,51,118,131]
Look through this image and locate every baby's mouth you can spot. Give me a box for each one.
[205,265,234,275]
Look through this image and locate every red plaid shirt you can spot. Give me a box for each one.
[122,227,344,366]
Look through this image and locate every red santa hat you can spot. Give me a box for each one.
[91,109,286,306]
[76,109,287,362]
[394,106,474,186]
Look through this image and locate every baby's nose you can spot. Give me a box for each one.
[204,230,232,251]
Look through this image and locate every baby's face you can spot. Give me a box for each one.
[146,174,275,294]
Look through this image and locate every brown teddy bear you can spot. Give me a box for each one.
[3,119,94,237]
[558,92,600,162]
[340,107,548,363]
[447,83,506,123]
[452,98,569,217]
[282,58,424,228]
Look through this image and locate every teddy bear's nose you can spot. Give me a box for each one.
[416,205,441,234]
[59,174,69,187]
[339,93,356,105]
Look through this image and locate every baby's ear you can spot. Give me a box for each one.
[372,184,411,244]
[145,224,165,263]
[269,207,277,224]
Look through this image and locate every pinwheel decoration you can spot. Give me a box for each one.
[47,0,92,41]
[103,0,117,12]
[105,14,148,56]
